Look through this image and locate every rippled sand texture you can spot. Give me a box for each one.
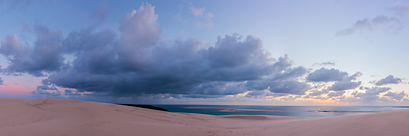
[1,98,408,136]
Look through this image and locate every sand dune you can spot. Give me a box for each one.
[0,98,408,136]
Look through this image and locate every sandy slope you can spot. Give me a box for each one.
[0,98,408,136]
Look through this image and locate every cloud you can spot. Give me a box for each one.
[312,61,335,66]
[64,89,82,96]
[0,0,32,11]
[90,1,109,24]
[190,6,205,17]
[321,71,362,91]
[188,4,213,28]
[360,87,391,95]
[206,34,265,67]
[243,56,311,95]
[0,77,3,85]
[49,29,308,97]
[327,91,345,98]
[62,28,116,54]
[31,79,61,97]
[189,81,247,97]
[307,89,329,96]
[0,34,24,56]
[14,3,307,98]
[388,0,409,16]
[4,3,404,104]
[336,15,402,36]
[347,72,362,81]
[196,13,213,28]
[173,13,189,24]
[19,21,30,32]
[359,86,369,90]
[267,80,311,95]
[119,3,161,49]
[306,68,348,82]
[245,90,274,98]
[349,87,391,103]
[328,81,361,91]
[175,2,213,28]
[270,66,308,81]
[384,91,407,100]
[373,75,402,86]
[246,80,311,95]
[336,18,371,36]
[0,25,64,76]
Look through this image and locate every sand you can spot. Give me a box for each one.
[1,98,408,136]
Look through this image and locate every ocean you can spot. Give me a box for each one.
[155,105,408,117]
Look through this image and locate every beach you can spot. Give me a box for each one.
[1,98,408,136]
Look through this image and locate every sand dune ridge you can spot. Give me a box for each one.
[0,98,408,136]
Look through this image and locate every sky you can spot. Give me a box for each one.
[0,0,409,105]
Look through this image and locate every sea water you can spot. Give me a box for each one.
[155,105,407,117]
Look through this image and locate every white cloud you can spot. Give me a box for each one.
[190,6,205,17]
[188,4,214,28]
[388,0,409,16]
[312,61,336,66]
[336,15,402,36]
[196,12,214,28]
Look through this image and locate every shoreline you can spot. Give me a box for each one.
[1,98,409,136]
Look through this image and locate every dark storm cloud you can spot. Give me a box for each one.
[206,34,264,68]
[4,3,384,100]
[62,28,116,54]
[4,4,307,98]
[243,60,311,95]
[373,75,402,86]
[245,80,310,95]
[189,81,247,96]
[64,89,82,96]
[0,3,319,100]
[49,32,307,97]
[0,25,64,76]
